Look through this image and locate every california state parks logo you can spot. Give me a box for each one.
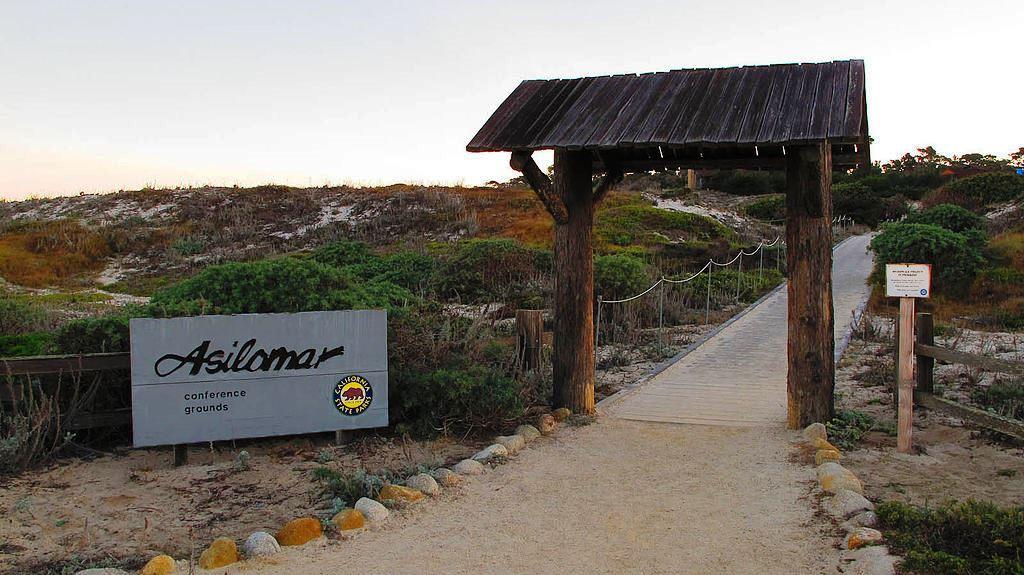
[333,375,373,416]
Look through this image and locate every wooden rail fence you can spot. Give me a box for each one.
[908,312,1024,441]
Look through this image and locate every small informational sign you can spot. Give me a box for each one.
[130,310,387,447]
[885,263,932,298]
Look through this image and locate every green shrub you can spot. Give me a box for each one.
[833,182,908,227]
[0,332,55,357]
[744,195,785,221]
[938,172,1024,210]
[877,499,1024,575]
[344,250,438,294]
[435,239,550,302]
[825,410,877,449]
[597,196,735,248]
[150,257,412,314]
[869,223,984,295]
[312,466,385,503]
[0,297,50,335]
[705,170,784,196]
[310,239,378,268]
[972,381,1024,420]
[905,204,986,235]
[56,316,131,353]
[389,365,523,436]
[595,253,651,299]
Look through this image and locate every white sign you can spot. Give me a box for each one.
[885,263,932,298]
[129,310,388,447]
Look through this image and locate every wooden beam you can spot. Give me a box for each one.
[785,142,836,429]
[510,152,568,224]
[915,391,1024,441]
[914,343,1024,376]
[599,153,862,172]
[592,165,622,205]
[552,150,596,414]
[1,352,130,376]
[916,313,934,394]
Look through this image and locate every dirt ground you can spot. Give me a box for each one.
[835,317,1024,507]
[0,434,482,573]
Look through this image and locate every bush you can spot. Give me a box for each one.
[927,172,1024,211]
[0,333,55,357]
[833,182,907,227]
[342,250,438,295]
[705,170,784,196]
[310,239,378,268]
[595,253,651,299]
[435,239,550,302]
[905,204,985,235]
[744,194,784,221]
[869,223,984,295]
[596,195,735,248]
[56,316,131,353]
[389,365,523,436]
[150,257,412,314]
[877,499,1024,575]
[0,297,51,335]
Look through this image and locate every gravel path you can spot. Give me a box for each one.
[245,235,875,575]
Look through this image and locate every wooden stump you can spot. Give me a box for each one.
[515,309,544,372]
[785,143,836,429]
[552,150,596,415]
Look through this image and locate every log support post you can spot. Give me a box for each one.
[515,309,544,373]
[785,142,836,428]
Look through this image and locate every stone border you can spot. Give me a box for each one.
[77,411,571,575]
[800,423,901,575]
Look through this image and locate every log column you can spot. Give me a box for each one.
[552,150,596,414]
[785,142,835,428]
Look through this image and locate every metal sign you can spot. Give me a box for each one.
[130,310,388,447]
[885,263,932,298]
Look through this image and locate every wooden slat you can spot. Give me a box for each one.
[915,392,1024,440]
[466,80,543,151]
[607,72,675,147]
[540,76,605,148]
[595,73,663,148]
[583,75,645,149]
[807,61,836,140]
[1,352,131,376]
[914,343,1024,375]
[566,74,636,150]
[494,79,570,151]
[827,60,852,139]
[527,78,589,149]
[773,64,813,143]
[843,60,866,138]
[650,69,712,144]
[755,65,795,143]
[630,70,701,145]
[735,66,779,143]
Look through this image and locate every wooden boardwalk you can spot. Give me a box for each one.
[607,234,874,426]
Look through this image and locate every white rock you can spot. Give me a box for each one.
[816,462,847,480]
[495,434,526,455]
[354,497,389,522]
[840,545,898,575]
[515,424,541,442]
[453,459,485,475]
[803,422,828,443]
[405,473,440,497]
[826,489,875,519]
[841,511,879,532]
[75,570,130,575]
[431,467,462,487]
[471,443,509,462]
[242,531,280,557]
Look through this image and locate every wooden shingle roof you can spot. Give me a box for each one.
[467,60,867,153]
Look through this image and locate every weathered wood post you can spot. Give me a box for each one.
[552,150,596,414]
[785,142,836,429]
[916,312,934,395]
[515,309,544,372]
[897,298,916,453]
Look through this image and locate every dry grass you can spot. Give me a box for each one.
[0,220,110,287]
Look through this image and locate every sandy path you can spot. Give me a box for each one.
[242,237,874,575]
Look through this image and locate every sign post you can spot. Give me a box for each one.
[885,263,931,453]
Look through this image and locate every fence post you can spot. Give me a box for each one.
[897,297,916,453]
[705,265,712,324]
[515,309,544,372]
[916,312,934,395]
[736,254,743,301]
[759,246,764,282]
[594,295,602,362]
[658,279,665,334]
[174,444,188,467]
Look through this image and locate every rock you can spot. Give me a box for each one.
[840,545,898,575]
[379,484,426,505]
[815,448,843,465]
[453,459,485,475]
[814,437,841,452]
[551,407,572,422]
[75,570,130,575]
[841,511,879,532]
[471,443,509,463]
[515,424,541,441]
[536,414,556,435]
[803,422,828,443]
[242,531,281,557]
[817,462,864,494]
[140,555,176,575]
[331,509,366,531]
[355,497,389,522]
[825,489,875,519]
[495,434,526,455]
[199,537,238,570]
[844,527,883,550]
[405,473,440,497]
[431,467,462,487]
[276,517,323,546]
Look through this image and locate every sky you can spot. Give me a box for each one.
[1,0,1021,200]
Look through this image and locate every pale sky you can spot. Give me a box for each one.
[1,0,1021,200]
